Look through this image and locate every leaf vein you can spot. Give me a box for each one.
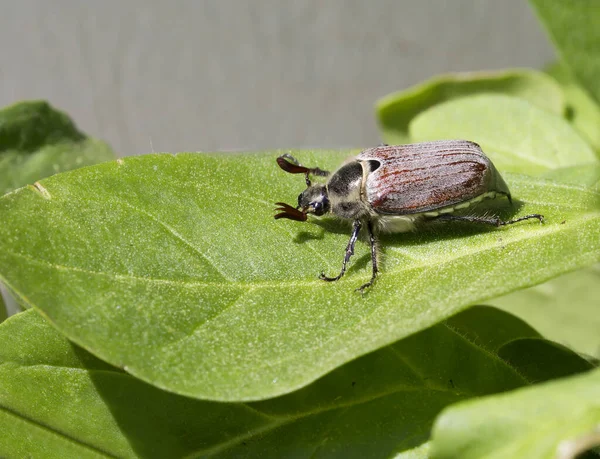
[0,404,116,458]
[112,197,232,281]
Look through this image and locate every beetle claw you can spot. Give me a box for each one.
[355,282,373,293]
[319,272,341,282]
[274,202,307,221]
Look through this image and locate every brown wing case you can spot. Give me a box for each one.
[358,140,509,215]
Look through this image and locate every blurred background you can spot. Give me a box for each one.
[1,0,554,156]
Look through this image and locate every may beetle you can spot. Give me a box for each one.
[274,140,543,291]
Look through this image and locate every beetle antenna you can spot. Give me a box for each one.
[276,155,330,188]
[274,202,308,221]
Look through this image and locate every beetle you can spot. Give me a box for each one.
[274,140,544,292]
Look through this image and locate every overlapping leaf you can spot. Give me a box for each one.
[0,100,115,196]
[530,0,600,106]
[0,150,598,401]
[409,94,597,175]
[377,69,565,145]
[546,63,600,153]
[493,264,600,358]
[0,307,593,458]
[431,367,600,458]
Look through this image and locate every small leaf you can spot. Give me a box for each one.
[547,62,600,153]
[492,264,600,358]
[0,152,598,401]
[409,94,597,174]
[377,69,566,145]
[0,307,591,457]
[530,0,600,106]
[431,367,600,459]
[0,100,115,196]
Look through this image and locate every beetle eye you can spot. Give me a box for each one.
[312,196,329,216]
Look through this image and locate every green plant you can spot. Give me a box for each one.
[0,1,599,457]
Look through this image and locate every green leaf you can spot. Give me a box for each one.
[0,292,6,323]
[492,264,600,358]
[497,338,595,382]
[0,306,591,457]
[409,94,598,174]
[377,69,566,145]
[542,163,600,190]
[0,152,598,401]
[530,0,600,106]
[0,100,115,196]
[547,62,600,153]
[430,367,600,458]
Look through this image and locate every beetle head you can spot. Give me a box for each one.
[274,185,330,221]
[298,184,330,216]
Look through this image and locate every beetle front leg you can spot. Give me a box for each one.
[357,220,379,292]
[320,219,362,282]
[277,154,330,187]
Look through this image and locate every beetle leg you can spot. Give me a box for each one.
[430,213,544,227]
[277,154,330,187]
[319,219,362,282]
[280,154,330,176]
[357,220,379,293]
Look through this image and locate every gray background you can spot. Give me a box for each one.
[2,0,555,156]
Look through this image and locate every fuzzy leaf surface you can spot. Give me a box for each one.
[0,152,598,401]
[0,307,592,458]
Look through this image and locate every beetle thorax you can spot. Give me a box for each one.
[326,161,371,219]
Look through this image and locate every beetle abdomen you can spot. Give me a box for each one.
[358,140,509,215]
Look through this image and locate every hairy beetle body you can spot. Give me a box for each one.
[274,140,543,291]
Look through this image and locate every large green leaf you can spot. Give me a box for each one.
[0,152,598,401]
[377,69,565,145]
[0,307,592,458]
[0,100,115,196]
[492,264,600,358]
[547,62,600,153]
[530,0,600,106]
[492,165,600,357]
[409,94,597,175]
[431,367,600,458]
